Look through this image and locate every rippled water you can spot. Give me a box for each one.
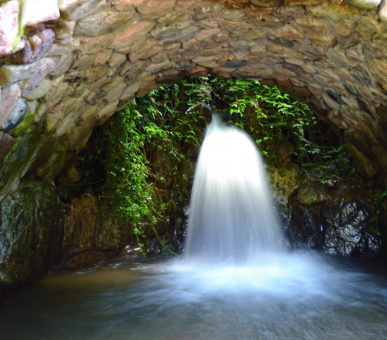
[1,253,387,340]
[2,116,386,339]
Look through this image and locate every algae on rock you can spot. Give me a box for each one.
[0,180,64,291]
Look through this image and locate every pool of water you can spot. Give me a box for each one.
[1,252,387,340]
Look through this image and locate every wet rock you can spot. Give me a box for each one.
[0,1,20,56]
[297,181,329,205]
[0,180,64,291]
[347,143,378,178]
[344,0,381,10]
[21,0,60,29]
[0,58,56,85]
[74,6,135,37]
[0,132,16,161]
[63,250,107,269]
[286,182,381,257]
[60,0,107,21]
[63,193,131,259]
[2,98,28,132]
[380,0,387,23]
[137,0,176,19]
[0,84,21,128]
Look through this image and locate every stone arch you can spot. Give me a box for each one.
[1,0,387,200]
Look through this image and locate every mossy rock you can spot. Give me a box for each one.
[297,181,329,205]
[0,180,64,291]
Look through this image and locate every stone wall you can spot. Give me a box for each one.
[0,180,64,290]
[0,0,387,201]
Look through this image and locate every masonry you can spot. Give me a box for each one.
[1,0,387,198]
[1,0,387,289]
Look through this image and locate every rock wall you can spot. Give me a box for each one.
[0,180,64,290]
[1,0,387,289]
[0,0,387,202]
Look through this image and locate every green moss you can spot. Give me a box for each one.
[0,124,44,198]
[8,106,37,138]
[0,180,64,290]
[36,141,70,180]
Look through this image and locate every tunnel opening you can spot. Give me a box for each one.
[56,76,384,267]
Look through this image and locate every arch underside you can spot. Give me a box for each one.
[0,0,387,198]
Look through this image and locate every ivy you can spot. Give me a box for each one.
[75,76,383,252]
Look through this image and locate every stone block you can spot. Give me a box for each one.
[0,132,16,161]
[9,29,56,65]
[224,0,249,10]
[130,45,163,63]
[50,53,74,77]
[110,21,155,49]
[114,0,139,11]
[95,49,113,65]
[120,81,140,101]
[137,0,176,19]
[156,69,182,82]
[175,0,222,12]
[195,27,221,41]
[136,80,159,97]
[251,0,283,6]
[0,84,21,128]
[74,6,135,37]
[105,83,127,103]
[145,60,175,73]
[54,18,76,39]
[108,52,127,68]
[44,37,80,57]
[307,2,359,18]
[21,0,60,29]
[60,0,108,21]
[151,22,200,44]
[347,143,378,178]
[380,0,387,24]
[326,45,351,68]
[0,1,20,56]
[344,0,381,10]
[22,79,52,101]
[0,181,64,288]
[369,58,387,78]
[95,100,120,125]
[2,98,29,132]
[0,58,55,85]
[158,11,191,25]
[76,35,114,55]
[321,92,341,110]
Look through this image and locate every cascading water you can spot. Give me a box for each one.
[1,114,387,339]
[184,114,284,263]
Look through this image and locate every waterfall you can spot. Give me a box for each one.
[184,114,284,263]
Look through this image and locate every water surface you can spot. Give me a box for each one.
[1,253,387,340]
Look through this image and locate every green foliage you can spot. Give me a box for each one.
[179,76,352,183]
[76,76,383,251]
[76,82,207,253]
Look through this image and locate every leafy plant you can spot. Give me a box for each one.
[75,76,380,252]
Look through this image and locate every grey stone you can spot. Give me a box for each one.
[0,1,20,56]
[22,79,52,100]
[0,180,64,288]
[2,98,29,132]
[74,6,135,37]
[60,0,108,21]
[0,84,20,128]
[0,132,16,161]
[344,0,381,9]
[0,58,56,85]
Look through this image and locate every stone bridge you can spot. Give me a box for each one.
[1,0,387,201]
